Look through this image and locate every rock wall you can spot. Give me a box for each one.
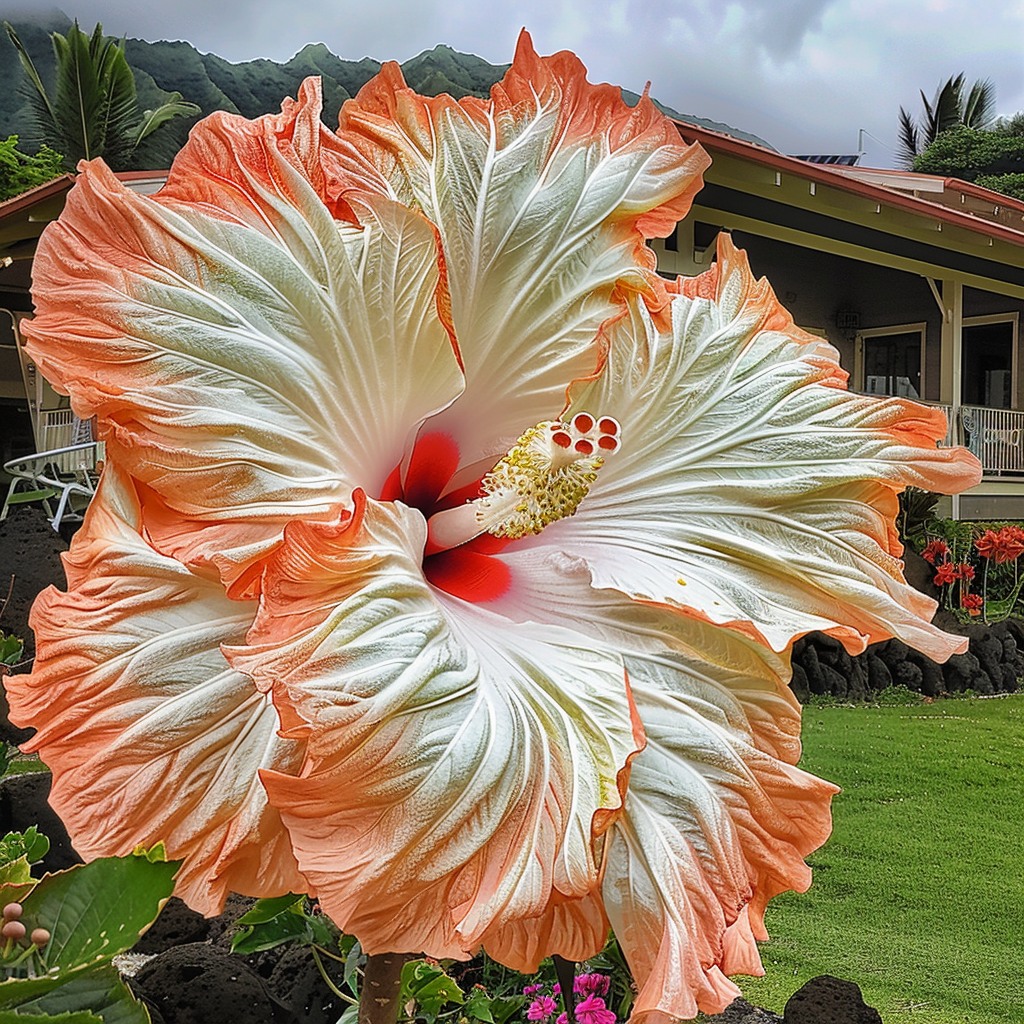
[792,614,1024,702]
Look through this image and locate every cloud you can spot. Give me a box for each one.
[2,0,1022,168]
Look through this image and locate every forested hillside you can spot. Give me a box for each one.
[1,10,770,165]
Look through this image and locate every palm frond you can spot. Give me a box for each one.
[962,78,996,130]
[96,35,144,169]
[3,22,55,121]
[3,21,62,157]
[134,94,201,145]
[6,20,207,171]
[50,21,114,162]
[930,74,966,138]
[897,106,921,167]
[900,73,1001,168]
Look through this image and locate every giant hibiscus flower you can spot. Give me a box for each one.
[7,34,980,1020]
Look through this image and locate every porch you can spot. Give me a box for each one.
[926,402,1024,519]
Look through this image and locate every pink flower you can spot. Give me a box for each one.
[528,997,558,1021]
[574,974,611,998]
[575,995,617,1024]
[523,985,544,998]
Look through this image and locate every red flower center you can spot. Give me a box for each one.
[379,432,513,603]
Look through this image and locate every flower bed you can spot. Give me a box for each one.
[918,520,1024,623]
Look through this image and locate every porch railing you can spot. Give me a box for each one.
[959,405,1024,476]
[854,399,1024,477]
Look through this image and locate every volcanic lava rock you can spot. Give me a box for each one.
[131,942,290,1024]
[783,975,882,1023]
[268,943,347,1024]
[702,997,783,1022]
[0,770,80,871]
[793,612,1024,702]
[0,506,68,662]
[133,897,213,954]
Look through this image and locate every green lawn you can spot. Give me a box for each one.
[737,695,1024,1024]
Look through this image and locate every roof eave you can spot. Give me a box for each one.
[672,119,1024,250]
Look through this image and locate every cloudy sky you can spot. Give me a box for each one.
[4,0,1023,168]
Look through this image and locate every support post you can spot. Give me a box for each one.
[935,277,964,518]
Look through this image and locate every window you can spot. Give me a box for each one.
[962,314,1018,409]
[858,323,925,399]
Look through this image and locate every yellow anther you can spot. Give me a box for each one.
[425,412,621,552]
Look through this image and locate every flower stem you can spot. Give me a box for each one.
[358,952,411,1024]
[311,946,358,1004]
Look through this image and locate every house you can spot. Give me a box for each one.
[3,130,1024,520]
[0,172,166,460]
[654,121,1024,520]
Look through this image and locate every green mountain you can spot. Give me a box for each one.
[0,10,772,167]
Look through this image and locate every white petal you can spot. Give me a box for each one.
[24,81,462,523]
[339,34,708,460]
[604,660,836,1021]
[228,496,640,958]
[5,467,305,913]
[555,238,981,656]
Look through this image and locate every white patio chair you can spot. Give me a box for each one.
[1,441,103,531]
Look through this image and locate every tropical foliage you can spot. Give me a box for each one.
[3,20,199,171]
[0,134,64,201]
[912,123,1024,200]
[0,828,177,1022]
[898,73,996,167]
[5,34,980,1022]
[917,518,1024,623]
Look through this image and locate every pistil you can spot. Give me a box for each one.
[426,412,620,553]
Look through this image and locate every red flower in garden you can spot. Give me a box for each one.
[933,561,959,586]
[975,527,1024,564]
[955,562,975,582]
[920,540,949,565]
[961,593,984,616]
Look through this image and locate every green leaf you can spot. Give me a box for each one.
[400,960,464,1018]
[0,853,36,907]
[0,634,23,666]
[0,1011,102,1023]
[233,893,304,926]
[9,965,148,1024]
[464,987,496,1023]
[0,853,34,885]
[485,995,526,1024]
[335,1005,359,1024]
[21,854,178,972]
[0,828,50,869]
[342,939,363,1000]
[129,844,167,865]
[229,894,334,954]
[0,977,68,1012]
[133,94,200,145]
[231,910,310,955]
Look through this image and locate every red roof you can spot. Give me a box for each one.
[672,119,1024,250]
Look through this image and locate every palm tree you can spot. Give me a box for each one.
[898,73,996,167]
[3,20,200,171]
